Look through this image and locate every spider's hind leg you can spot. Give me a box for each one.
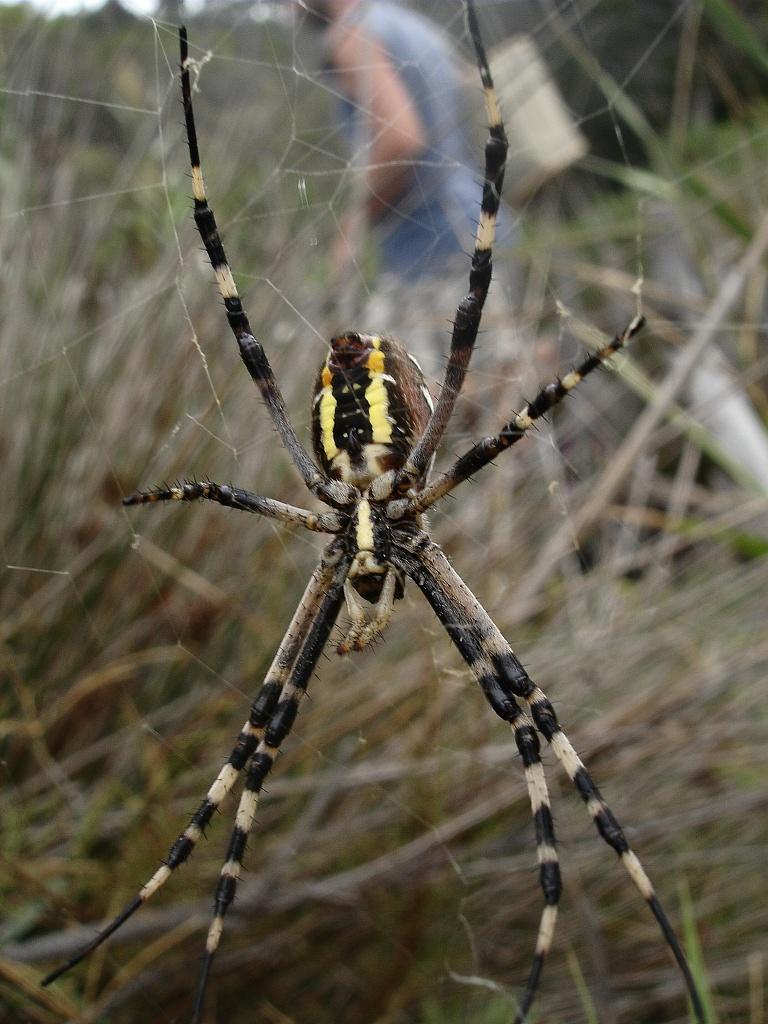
[505,703,562,1024]
[40,546,349,995]
[394,537,707,1024]
[191,542,350,1023]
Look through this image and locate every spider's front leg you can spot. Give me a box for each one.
[391,535,707,1024]
[389,0,507,497]
[179,28,354,511]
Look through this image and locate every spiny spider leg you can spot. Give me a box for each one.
[123,480,344,534]
[383,0,507,498]
[392,536,707,1024]
[41,544,348,990]
[190,543,350,1023]
[404,314,645,516]
[391,540,561,1024]
[510,706,561,1024]
[179,29,354,510]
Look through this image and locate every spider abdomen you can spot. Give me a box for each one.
[312,333,433,489]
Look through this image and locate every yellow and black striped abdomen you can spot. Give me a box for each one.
[312,333,433,490]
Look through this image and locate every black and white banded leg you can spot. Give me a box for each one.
[179,30,354,510]
[123,480,344,534]
[392,535,706,1024]
[372,2,506,501]
[391,540,561,1023]
[190,543,350,1023]
[41,543,350,995]
[405,314,645,515]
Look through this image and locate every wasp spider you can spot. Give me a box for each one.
[42,4,706,1022]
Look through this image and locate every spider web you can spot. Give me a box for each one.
[2,2,767,1023]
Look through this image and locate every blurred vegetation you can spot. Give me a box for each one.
[1,2,767,1024]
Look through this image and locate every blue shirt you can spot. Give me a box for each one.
[338,2,480,280]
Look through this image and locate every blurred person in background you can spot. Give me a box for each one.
[301,0,483,281]
[297,0,768,494]
[297,0,518,383]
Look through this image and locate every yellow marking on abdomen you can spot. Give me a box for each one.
[367,338,385,372]
[365,337,392,444]
[365,376,393,444]
[319,364,339,461]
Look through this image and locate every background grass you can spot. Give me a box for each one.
[1,2,767,1023]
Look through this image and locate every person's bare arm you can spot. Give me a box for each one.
[328,19,426,220]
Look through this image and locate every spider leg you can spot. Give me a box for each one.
[384,0,507,498]
[405,315,645,516]
[40,542,349,989]
[191,545,350,1024]
[509,705,561,1023]
[391,539,560,1023]
[391,535,707,1024]
[123,480,344,534]
[179,29,354,511]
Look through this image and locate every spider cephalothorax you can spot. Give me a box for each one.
[41,5,706,1024]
